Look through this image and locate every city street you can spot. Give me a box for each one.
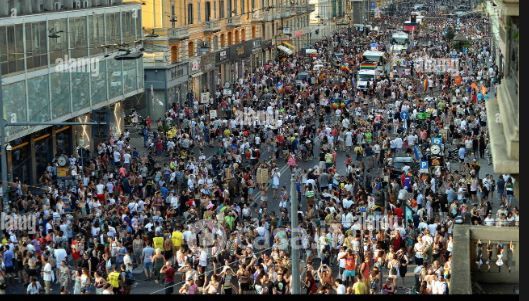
[0,0,519,297]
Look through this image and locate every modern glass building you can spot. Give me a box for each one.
[0,0,144,185]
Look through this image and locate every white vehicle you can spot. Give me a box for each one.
[362,50,387,74]
[313,64,324,71]
[390,31,409,53]
[411,11,425,24]
[356,69,376,91]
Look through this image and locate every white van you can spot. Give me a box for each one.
[356,69,376,91]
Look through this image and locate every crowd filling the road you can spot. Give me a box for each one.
[0,1,519,296]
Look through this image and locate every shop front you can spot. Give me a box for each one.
[215,48,229,88]
[165,61,190,108]
[248,38,264,71]
[261,39,274,63]
[228,43,252,82]
[189,57,203,100]
[4,125,74,186]
[200,53,217,94]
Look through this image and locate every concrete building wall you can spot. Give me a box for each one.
[451,225,519,294]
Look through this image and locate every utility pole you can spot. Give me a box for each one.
[290,173,300,294]
[0,71,8,213]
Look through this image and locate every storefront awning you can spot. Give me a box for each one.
[277,45,293,56]
[282,41,296,51]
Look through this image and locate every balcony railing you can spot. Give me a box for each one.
[281,10,292,18]
[252,11,273,22]
[227,15,242,27]
[295,6,305,15]
[150,28,189,41]
[204,20,221,33]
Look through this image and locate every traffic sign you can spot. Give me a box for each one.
[400,111,409,120]
[431,137,442,145]
[420,160,429,173]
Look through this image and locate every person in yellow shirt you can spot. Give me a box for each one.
[153,236,164,251]
[352,276,369,294]
[107,266,121,294]
[171,228,184,253]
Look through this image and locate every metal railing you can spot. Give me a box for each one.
[281,9,292,18]
[227,15,242,27]
[204,20,221,32]
[251,10,273,22]
[150,27,190,40]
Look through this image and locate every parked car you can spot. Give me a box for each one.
[389,156,417,179]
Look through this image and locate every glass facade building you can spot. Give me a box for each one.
[0,3,145,185]
[0,3,144,140]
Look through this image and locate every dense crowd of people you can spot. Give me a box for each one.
[0,1,518,295]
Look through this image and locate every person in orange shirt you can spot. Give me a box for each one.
[454,75,462,86]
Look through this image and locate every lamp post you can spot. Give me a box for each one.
[0,70,8,212]
[290,173,300,294]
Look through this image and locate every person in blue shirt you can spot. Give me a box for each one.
[458,145,466,163]
[3,247,15,277]
[160,184,169,200]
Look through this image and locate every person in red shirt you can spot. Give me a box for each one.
[160,261,176,295]
[394,203,404,220]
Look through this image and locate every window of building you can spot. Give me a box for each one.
[49,19,69,68]
[206,1,211,22]
[241,0,245,14]
[220,0,225,18]
[221,33,225,47]
[171,45,179,63]
[213,36,219,50]
[188,41,195,57]
[188,4,194,24]
[24,22,48,71]
[228,0,232,16]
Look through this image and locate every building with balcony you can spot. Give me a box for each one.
[265,0,314,54]
[0,0,144,185]
[131,0,274,118]
[484,0,519,192]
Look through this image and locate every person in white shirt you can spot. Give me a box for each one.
[342,211,354,230]
[54,247,67,266]
[342,197,353,209]
[335,279,346,294]
[41,257,53,294]
[123,152,131,165]
[484,214,495,226]
[26,277,43,294]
